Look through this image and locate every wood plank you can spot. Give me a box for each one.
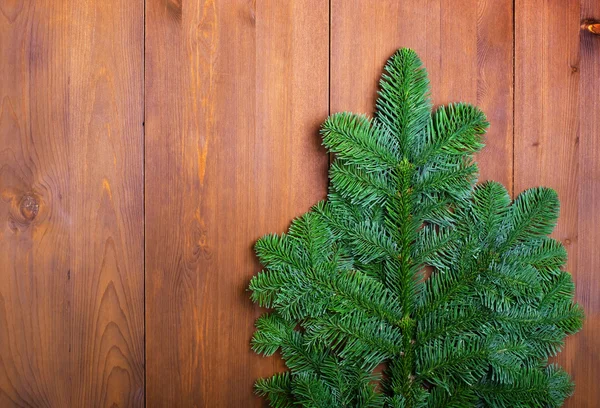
[514,0,596,406]
[0,0,144,406]
[574,0,600,405]
[144,0,329,405]
[330,0,513,189]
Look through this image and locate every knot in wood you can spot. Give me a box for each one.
[19,194,39,221]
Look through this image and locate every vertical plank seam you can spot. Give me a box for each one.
[143,0,147,405]
[512,0,516,197]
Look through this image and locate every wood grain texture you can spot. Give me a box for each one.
[330,0,513,189]
[515,0,600,405]
[0,0,144,407]
[144,0,329,406]
[2,1,599,406]
[577,2,600,408]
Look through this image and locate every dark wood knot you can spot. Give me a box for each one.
[166,0,182,20]
[19,194,40,221]
[581,20,600,35]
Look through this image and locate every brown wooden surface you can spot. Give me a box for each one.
[0,1,598,407]
[515,0,600,405]
[144,0,329,406]
[0,0,144,407]
[578,2,600,408]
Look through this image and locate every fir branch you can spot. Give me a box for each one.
[293,373,338,408]
[249,48,582,408]
[255,373,295,408]
[417,306,490,344]
[322,113,401,172]
[470,181,511,241]
[416,103,488,164]
[329,160,394,207]
[416,337,490,389]
[498,187,560,249]
[304,309,404,369]
[475,365,574,408]
[376,49,431,157]
[414,156,479,200]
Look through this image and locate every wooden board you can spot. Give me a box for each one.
[0,0,144,406]
[576,2,600,407]
[144,0,329,405]
[515,0,599,405]
[330,0,514,189]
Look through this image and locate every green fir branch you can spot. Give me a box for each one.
[249,48,582,408]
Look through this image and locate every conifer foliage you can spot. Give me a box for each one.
[248,49,583,407]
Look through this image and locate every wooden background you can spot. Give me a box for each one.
[1,0,598,406]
